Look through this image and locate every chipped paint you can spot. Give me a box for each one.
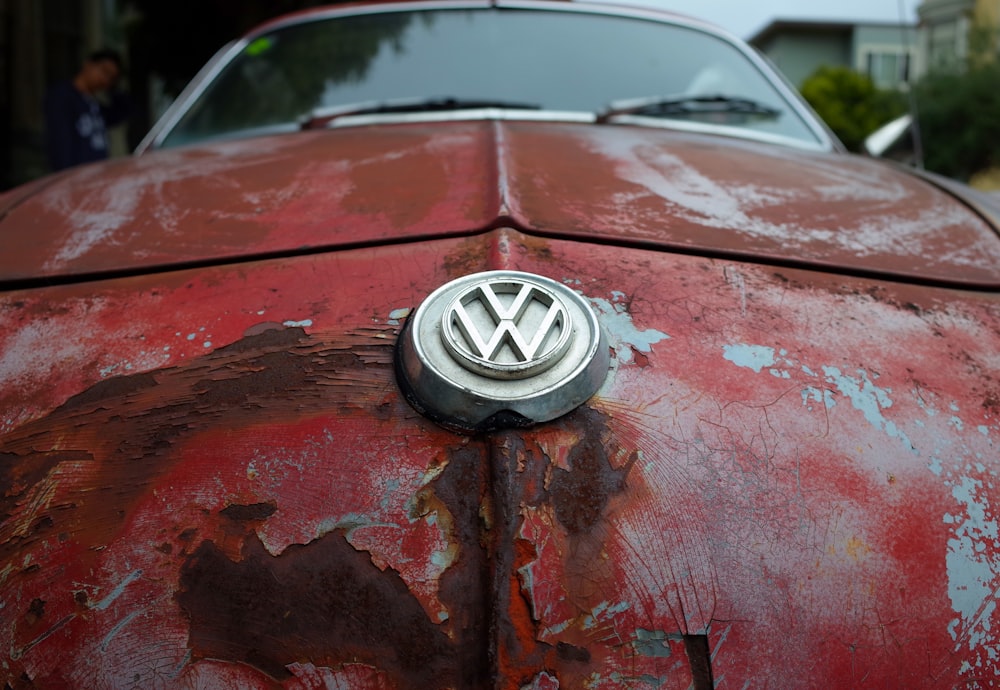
[722,343,775,373]
[6,122,1000,287]
[2,109,1000,688]
[723,344,922,453]
[821,365,916,452]
[588,291,669,365]
[387,307,412,326]
[543,125,1000,285]
[91,569,143,611]
[945,475,1000,661]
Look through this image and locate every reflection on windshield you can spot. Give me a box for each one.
[162,8,820,148]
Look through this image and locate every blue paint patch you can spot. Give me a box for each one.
[387,307,411,326]
[722,344,775,373]
[590,296,669,364]
[929,456,943,477]
[945,474,1000,654]
[283,319,313,328]
[802,386,836,410]
[92,569,143,611]
[822,366,916,454]
[583,600,630,629]
[632,628,681,658]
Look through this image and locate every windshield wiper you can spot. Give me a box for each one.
[598,93,781,123]
[301,97,542,129]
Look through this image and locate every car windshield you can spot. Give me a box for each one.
[159,6,823,148]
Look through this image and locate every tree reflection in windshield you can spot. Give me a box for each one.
[162,8,820,149]
[168,13,414,143]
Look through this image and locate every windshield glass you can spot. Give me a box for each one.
[160,7,823,148]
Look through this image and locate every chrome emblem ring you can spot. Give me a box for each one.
[441,278,572,379]
[396,270,610,431]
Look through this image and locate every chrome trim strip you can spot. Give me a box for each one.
[326,108,596,128]
[607,115,832,152]
[135,40,245,154]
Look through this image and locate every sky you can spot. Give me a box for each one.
[600,0,922,39]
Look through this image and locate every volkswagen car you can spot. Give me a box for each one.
[2,1,1000,688]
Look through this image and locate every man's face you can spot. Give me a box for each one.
[82,58,120,94]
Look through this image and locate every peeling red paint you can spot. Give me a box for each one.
[2,122,998,286]
[2,160,1000,685]
[0,127,498,281]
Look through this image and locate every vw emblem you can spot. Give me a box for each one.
[441,278,573,380]
[396,270,610,432]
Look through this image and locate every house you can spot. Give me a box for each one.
[918,0,1000,72]
[749,20,917,90]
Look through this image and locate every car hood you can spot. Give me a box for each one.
[2,120,1000,287]
[2,224,1000,687]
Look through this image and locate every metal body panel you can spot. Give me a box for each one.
[2,122,999,286]
[2,229,999,687]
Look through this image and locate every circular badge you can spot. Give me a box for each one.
[441,277,573,380]
[396,270,609,431]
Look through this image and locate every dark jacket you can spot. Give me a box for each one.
[44,81,129,172]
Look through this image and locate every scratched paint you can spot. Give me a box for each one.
[585,289,669,365]
[3,229,1000,686]
[500,122,1000,286]
[4,122,1000,287]
[945,475,1000,662]
[723,345,918,452]
[2,115,1000,687]
[0,126,495,281]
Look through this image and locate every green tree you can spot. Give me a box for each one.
[799,66,907,152]
[914,59,1000,181]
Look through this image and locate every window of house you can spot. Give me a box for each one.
[864,50,911,88]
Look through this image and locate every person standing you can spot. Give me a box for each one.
[44,49,129,172]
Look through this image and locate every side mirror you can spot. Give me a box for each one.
[864,114,913,162]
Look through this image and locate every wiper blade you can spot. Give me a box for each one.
[598,93,781,123]
[301,97,541,129]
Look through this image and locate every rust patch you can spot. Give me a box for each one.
[419,444,491,686]
[25,598,45,626]
[684,634,714,690]
[489,433,553,688]
[62,372,159,409]
[488,407,640,686]
[547,408,636,535]
[985,393,1000,415]
[0,325,397,572]
[219,502,277,522]
[176,531,456,685]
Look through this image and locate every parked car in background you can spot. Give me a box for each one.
[2,1,999,687]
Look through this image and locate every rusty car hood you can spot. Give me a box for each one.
[2,120,1000,287]
[2,225,1000,687]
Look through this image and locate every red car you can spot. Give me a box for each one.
[3,1,1000,687]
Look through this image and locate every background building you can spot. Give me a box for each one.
[1,1,997,192]
[749,20,917,90]
[918,0,1000,72]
